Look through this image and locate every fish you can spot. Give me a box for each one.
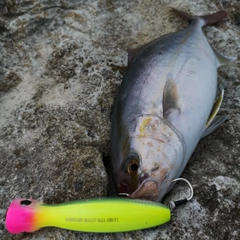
[110,8,236,202]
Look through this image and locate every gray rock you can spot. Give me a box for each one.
[0,71,22,92]
[0,0,239,239]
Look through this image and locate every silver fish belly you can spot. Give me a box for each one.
[110,9,236,202]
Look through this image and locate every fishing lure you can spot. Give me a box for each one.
[6,198,170,234]
[6,178,192,234]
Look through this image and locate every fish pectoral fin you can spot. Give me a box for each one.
[212,47,237,67]
[206,89,224,128]
[201,115,229,138]
[163,79,181,118]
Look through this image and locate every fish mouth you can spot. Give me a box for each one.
[125,179,160,201]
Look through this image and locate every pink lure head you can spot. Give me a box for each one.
[6,198,40,234]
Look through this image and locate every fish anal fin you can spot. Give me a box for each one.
[163,79,181,119]
[212,47,237,67]
[203,89,229,138]
[201,115,229,138]
[206,89,224,128]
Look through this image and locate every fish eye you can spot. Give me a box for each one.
[128,160,139,173]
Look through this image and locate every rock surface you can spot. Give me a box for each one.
[0,0,239,239]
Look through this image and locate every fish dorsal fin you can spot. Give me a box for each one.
[206,89,224,128]
[128,40,153,64]
[163,79,181,119]
[212,47,237,67]
[128,46,145,64]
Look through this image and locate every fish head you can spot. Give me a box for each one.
[117,115,185,202]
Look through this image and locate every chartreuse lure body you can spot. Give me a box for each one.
[6,198,171,234]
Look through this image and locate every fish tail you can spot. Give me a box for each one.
[171,8,228,27]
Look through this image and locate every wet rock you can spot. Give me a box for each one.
[0,71,22,92]
[0,0,239,239]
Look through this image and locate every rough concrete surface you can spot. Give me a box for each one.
[0,0,239,239]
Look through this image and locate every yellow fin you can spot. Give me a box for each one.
[206,89,224,128]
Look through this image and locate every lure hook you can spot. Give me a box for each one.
[171,178,193,201]
[117,177,194,211]
[169,177,194,210]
